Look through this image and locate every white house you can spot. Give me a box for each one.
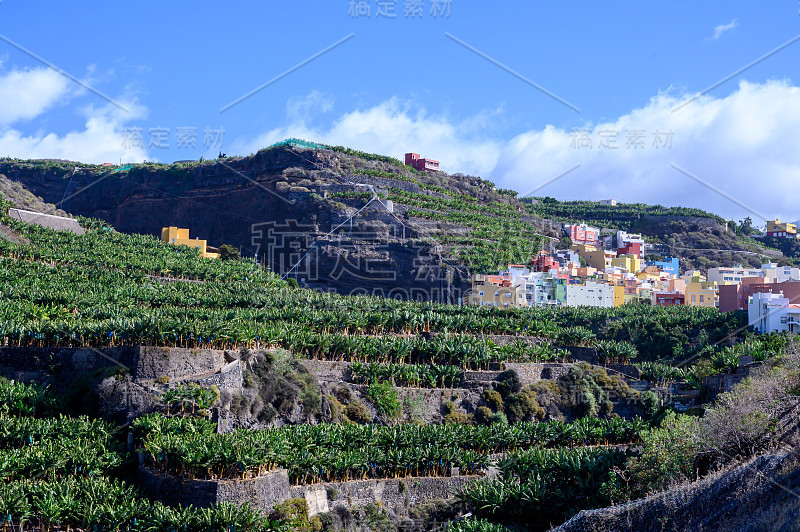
[565,281,615,308]
[708,266,765,285]
[748,291,800,334]
[760,262,800,283]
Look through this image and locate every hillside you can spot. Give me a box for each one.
[0,199,797,531]
[0,143,788,302]
[0,146,557,303]
[526,197,786,271]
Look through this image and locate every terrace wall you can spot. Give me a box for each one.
[291,475,480,517]
[0,346,234,382]
[138,466,478,517]
[138,466,291,511]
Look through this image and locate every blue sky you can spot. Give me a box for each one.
[0,1,799,223]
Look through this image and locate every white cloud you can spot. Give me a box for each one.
[0,98,149,164]
[710,19,738,41]
[0,67,71,125]
[232,96,501,175]
[236,80,800,223]
[492,80,800,224]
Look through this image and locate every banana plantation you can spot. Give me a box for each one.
[0,378,287,531]
[0,199,786,531]
[134,414,646,484]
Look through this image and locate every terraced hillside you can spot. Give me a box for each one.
[1,198,796,530]
[0,146,558,302]
[525,197,786,271]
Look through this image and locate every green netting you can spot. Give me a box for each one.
[265,138,326,150]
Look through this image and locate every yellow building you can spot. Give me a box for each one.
[766,219,797,238]
[573,244,616,271]
[611,254,642,273]
[469,274,528,308]
[161,227,221,259]
[685,281,718,308]
[613,284,626,307]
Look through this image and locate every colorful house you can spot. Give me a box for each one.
[766,219,798,239]
[652,291,685,306]
[161,227,220,259]
[646,257,680,277]
[685,281,718,308]
[404,153,440,172]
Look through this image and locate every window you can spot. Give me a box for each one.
[503,302,509,307]
[479,301,485,306]
[495,291,499,296]
[478,291,484,296]
[781,317,788,323]
[700,295,704,303]
[691,295,696,303]
[505,293,511,298]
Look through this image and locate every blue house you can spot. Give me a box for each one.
[646,257,680,276]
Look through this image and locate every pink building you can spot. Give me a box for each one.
[533,252,559,272]
[405,153,440,172]
[618,242,643,258]
[565,224,600,246]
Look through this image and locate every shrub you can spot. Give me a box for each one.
[475,406,493,425]
[345,400,372,423]
[505,389,546,423]
[366,381,402,420]
[496,370,522,399]
[442,400,472,425]
[218,244,240,261]
[490,412,508,425]
[622,412,701,499]
[482,389,503,412]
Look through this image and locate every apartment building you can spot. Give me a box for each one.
[766,219,798,239]
[565,282,615,308]
[469,274,528,307]
[748,291,800,334]
[707,266,764,285]
[564,223,600,246]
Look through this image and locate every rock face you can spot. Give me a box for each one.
[0,150,482,302]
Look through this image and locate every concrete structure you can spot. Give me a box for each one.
[748,291,800,334]
[404,153,440,172]
[8,208,85,235]
[161,227,220,259]
[617,242,643,259]
[718,278,800,312]
[574,244,616,271]
[599,199,617,206]
[611,254,642,273]
[565,281,615,308]
[564,223,600,246]
[707,266,764,285]
[766,219,798,239]
[554,249,581,267]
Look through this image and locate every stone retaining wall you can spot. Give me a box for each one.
[138,466,291,511]
[138,466,477,518]
[0,346,232,382]
[290,475,480,517]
